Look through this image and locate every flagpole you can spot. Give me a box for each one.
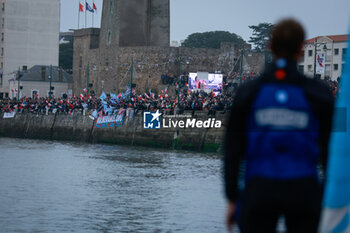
[78,1,80,29]
[92,0,94,27]
[85,0,87,28]
[92,0,94,28]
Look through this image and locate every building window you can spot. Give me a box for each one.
[299,51,305,62]
[2,3,4,12]
[2,18,4,28]
[298,65,304,74]
[307,65,312,72]
[41,66,46,80]
[334,64,338,71]
[342,48,347,62]
[1,48,3,56]
[334,48,339,55]
[1,33,3,41]
[308,50,313,57]
[325,64,331,76]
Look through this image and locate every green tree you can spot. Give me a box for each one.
[182,31,245,49]
[248,23,274,51]
[59,38,73,73]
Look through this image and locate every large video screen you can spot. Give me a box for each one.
[188,72,223,92]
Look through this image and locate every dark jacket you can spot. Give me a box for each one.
[224,61,334,202]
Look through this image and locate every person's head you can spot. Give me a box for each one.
[270,18,305,61]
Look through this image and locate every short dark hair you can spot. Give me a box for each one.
[270,19,305,60]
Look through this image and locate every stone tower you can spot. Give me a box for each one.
[99,0,170,48]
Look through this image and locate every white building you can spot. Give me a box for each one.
[0,0,60,99]
[298,35,348,81]
[9,65,73,99]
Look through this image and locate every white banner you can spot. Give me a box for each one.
[316,53,325,74]
[3,112,16,118]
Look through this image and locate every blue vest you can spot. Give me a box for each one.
[245,83,320,180]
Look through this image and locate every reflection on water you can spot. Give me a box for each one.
[0,138,226,232]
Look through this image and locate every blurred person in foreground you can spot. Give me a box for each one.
[224,18,334,233]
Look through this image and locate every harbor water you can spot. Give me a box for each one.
[0,138,227,232]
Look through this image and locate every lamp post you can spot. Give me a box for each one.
[178,56,181,106]
[17,67,20,100]
[86,62,90,95]
[130,57,133,102]
[49,65,52,99]
[313,41,327,79]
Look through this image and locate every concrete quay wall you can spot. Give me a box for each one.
[0,112,228,153]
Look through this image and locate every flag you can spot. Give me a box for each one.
[319,29,350,232]
[79,3,84,12]
[100,91,107,101]
[316,53,326,74]
[86,2,94,13]
[110,92,117,100]
[91,110,98,119]
[93,2,97,12]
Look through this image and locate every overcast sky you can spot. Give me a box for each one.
[61,0,350,42]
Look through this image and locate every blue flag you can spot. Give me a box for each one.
[86,2,94,13]
[320,30,350,232]
[100,91,107,101]
[110,92,118,100]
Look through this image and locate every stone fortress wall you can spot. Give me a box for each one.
[0,111,227,153]
[73,0,265,95]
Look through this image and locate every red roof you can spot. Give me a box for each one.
[305,35,348,44]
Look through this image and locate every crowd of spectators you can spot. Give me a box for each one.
[325,77,341,97]
[161,73,189,88]
[1,75,339,117]
[0,89,233,117]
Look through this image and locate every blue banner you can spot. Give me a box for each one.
[320,28,350,232]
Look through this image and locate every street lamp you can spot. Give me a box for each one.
[178,56,181,107]
[49,65,53,99]
[16,67,25,100]
[313,42,327,79]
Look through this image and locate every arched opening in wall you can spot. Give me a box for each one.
[107,31,111,46]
